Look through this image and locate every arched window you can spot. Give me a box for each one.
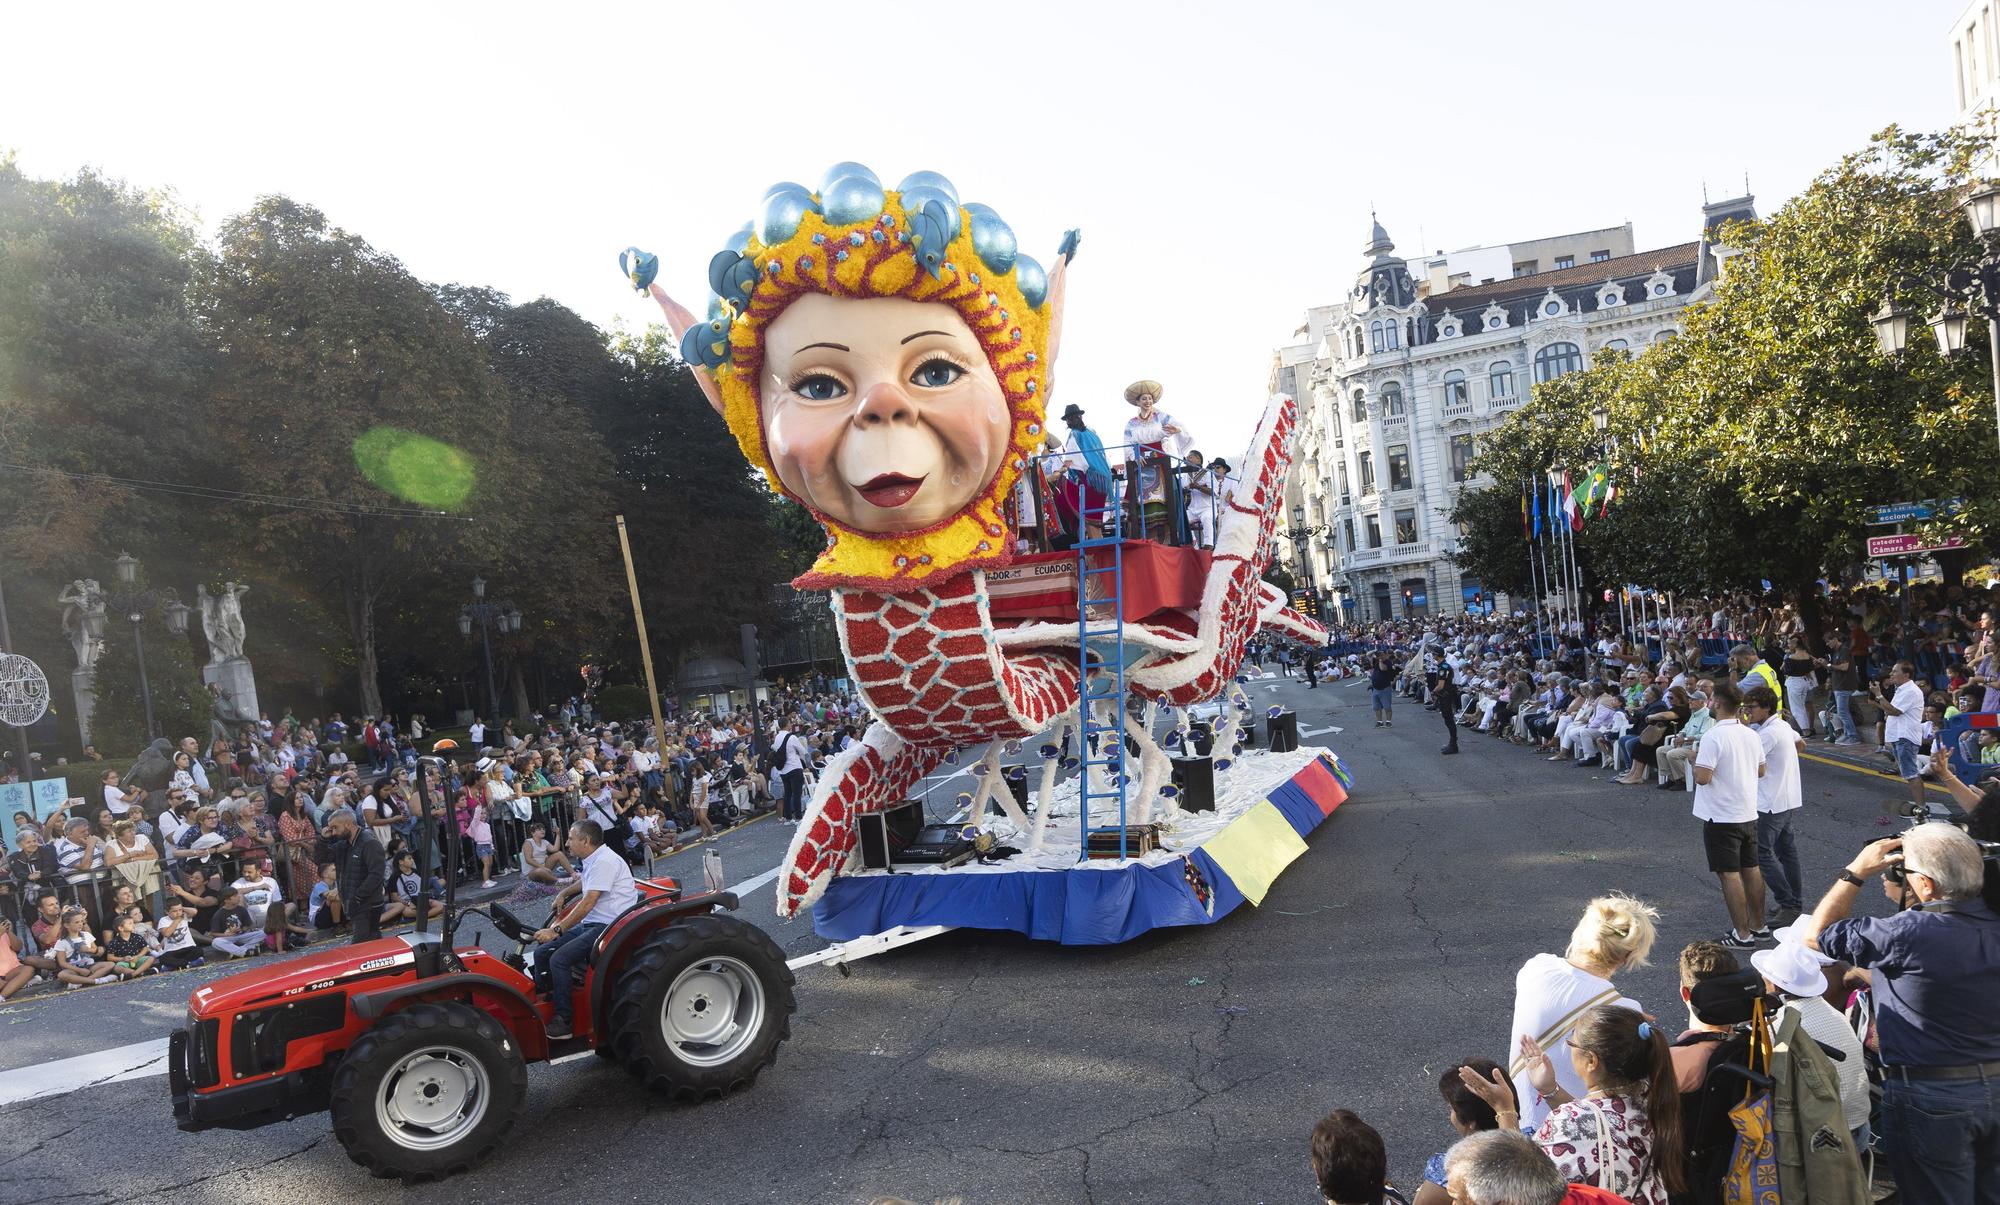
[1369,321,1384,353]
[1489,361,1514,400]
[1381,382,1404,416]
[1533,342,1583,383]
[1351,389,1367,424]
[1442,370,1468,407]
[1601,338,1629,354]
[1384,319,1401,350]
[1655,328,1678,342]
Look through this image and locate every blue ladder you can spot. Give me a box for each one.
[1075,483,1130,860]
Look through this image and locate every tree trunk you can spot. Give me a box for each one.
[1794,583,1827,656]
[341,569,384,720]
[508,661,531,724]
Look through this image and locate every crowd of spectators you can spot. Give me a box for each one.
[0,680,869,999]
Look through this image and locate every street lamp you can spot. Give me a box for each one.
[1589,405,1609,433]
[1872,181,2000,457]
[459,576,522,726]
[101,553,186,741]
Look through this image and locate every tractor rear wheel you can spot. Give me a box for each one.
[606,914,795,1100]
[329,1001,527,1181]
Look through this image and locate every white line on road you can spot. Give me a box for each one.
[0,1037,169,1108]
[1300,725,1345,737]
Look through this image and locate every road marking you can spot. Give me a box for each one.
[0,1037,169,1108]
[1799,751,1955,797]
[727,865,782,896]
[1299,725,1345,737]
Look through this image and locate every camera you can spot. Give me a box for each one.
[1873,799,2000,886]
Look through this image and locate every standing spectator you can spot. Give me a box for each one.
[1690,682,1766,949]
[1870,659,1929,812]
[1508,895,1657,1128]
[1368,655,1396,728]
[327,808,385,943]
[1800,825,2000,1203]
[775,721,811,825]
[1741,686,1806,926]
[273,792,320,902]
[1826,633,1861,745]
[1777,634,1822,738]
[1434,665,1461,755]
[101,768,143,820]
[468,716,487,747]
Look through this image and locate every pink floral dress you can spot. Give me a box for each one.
[1533,1091,1667,1205]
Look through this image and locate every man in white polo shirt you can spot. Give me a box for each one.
[1742,683,1805,927]
[530,818,637,1039]
[1869,659,1928,813]
[1692,680,1767,950]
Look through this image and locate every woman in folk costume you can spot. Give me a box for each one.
[1119,380,1193,541]
[626,163,1325,916]
[1050,402,1113,542]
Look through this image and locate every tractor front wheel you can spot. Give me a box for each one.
[329,1001,527,1181]
[607,914,795,1101]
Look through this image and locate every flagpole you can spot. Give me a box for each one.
[1524,478,1548,659]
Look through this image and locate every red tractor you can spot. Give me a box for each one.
[168,746,795,1181]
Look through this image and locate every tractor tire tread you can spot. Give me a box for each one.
[327,1000,528,1182]
[606,914,795,1103]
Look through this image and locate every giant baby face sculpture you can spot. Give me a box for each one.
[761,295,1011,533]
[629,164,1071,591]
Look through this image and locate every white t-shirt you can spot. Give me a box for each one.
[104,784,135,816]
[1693,718,1764,824]
[1755,716,1803,815]
[1785,996,1870,1132]
[468,722,486,744]
[1509,952,1643,1129]
[159,913,197,953]
[1884,680,1926,745]
[233,874,282,927]
[578,844,638,927]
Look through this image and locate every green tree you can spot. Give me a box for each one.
[86,611,211,753]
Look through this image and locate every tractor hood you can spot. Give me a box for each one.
[185,933,443,1017]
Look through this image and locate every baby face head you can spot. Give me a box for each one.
[761,295,1009,534]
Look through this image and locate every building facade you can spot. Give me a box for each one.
[1273,198,1752,623]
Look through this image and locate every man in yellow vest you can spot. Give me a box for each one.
[1730,643,1783,708]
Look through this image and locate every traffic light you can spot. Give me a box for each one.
[1472,592,1483,608]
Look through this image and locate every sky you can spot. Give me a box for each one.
[0,1,1968,456]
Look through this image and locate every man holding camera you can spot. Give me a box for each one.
[1798,823,2000,1202]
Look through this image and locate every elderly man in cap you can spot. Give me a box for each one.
[1799,822,2000,1201]
[325,806,385,944]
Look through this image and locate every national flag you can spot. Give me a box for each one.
[1563,470,1582,531]
[1521,484,1531,539]
[1600,480,1617,518]
[1580,462,1610,511]
[1530,478,1543,539]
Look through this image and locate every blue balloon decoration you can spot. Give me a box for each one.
[964,203,1017,273]
[619,247,659,293]
[897,170,960,206]
[821,174,886,225]
[1015,253,1048,309]
[724,222,753,254]
[818,161,880,193]
[757,184,818,245]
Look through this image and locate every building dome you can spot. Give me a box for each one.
[1364,214,1395,258]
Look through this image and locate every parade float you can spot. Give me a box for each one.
[627,163,1352,946]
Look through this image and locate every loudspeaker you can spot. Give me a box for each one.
[1172,755,1216,812]
[857,811,892,869]
[1267,710,1299,753]
[1191,723,1215,757]
[1002,765,1030,810]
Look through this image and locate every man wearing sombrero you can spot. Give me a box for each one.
[1119,379,1193,541]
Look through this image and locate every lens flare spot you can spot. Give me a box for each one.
[352,427,477,510]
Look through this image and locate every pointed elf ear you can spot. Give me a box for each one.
[647,282,726,417]
[1043,252,1070,402]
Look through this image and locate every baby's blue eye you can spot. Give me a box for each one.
[794,374,846,402]
[911,359,963,389]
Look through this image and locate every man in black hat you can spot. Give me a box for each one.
[1050,403,1112,547]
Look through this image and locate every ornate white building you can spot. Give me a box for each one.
[1273,197,1754,622]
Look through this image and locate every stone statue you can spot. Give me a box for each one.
[198,581,250,664]
[123,737,178,794]
[57,579,106,671]
[208,680,255,743]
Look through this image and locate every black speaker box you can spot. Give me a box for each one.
[1171,755,1216,812]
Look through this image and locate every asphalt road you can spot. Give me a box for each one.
[0,674,1914,1204]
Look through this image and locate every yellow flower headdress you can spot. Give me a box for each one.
[635,164,1070,592]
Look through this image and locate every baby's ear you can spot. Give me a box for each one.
[646,284,726,417]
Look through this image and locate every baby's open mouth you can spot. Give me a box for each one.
[855,473,926,508]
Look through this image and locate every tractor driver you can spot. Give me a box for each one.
[530,818,637,1040]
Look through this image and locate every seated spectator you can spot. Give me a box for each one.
[0,926,36,999]
[521,822,574,885]
[103,911,155,978]
[52,906,118,987]
[1412,1059,1518,1205]
[1441,1129,1630,1204]
[308,862,343,931]
[1308,1108,1408,1205]
[22,892,65,977]
[388,850,445,923]
[232,859,284,928]
[1652,690,1713,793]
[205,887,263,958]
[1465,1005,1683,1204]
[1509,895,1656,1128]
[8,827,64,907]
[154,900,205,970]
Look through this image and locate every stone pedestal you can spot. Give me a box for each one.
[71,666,96,747]
[203,656,261,726]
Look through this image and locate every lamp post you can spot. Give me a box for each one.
[103,553,188,741]
[1870,180,2000,457]
[1279,513,1329,610]
[458,576,522,725]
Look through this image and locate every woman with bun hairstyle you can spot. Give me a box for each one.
[1505,894,1659,1128]
[1463,1005,1686,1204]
